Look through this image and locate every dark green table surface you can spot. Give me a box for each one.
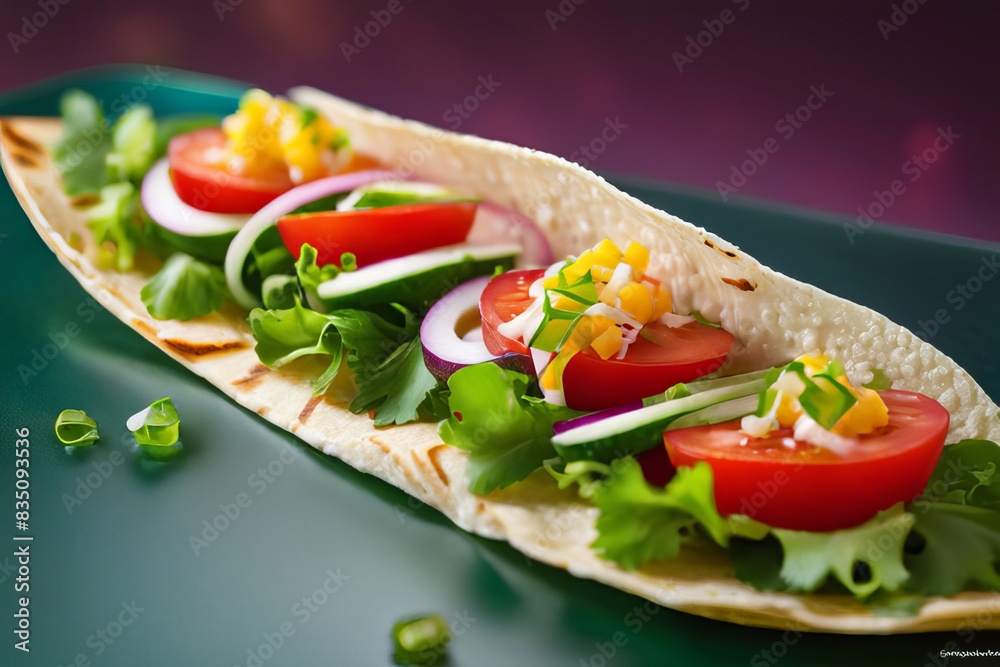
[2,67,998,667]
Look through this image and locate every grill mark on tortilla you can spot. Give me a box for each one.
[133,316,248,357]
[704,238,738,258]
[424,445,450,487]
[163,338,247,356]
[297,394,323,425]
[394,452,427,495]
[722,277,756,291]
[132,318,159,340]
[232,363,272,390]
[10,152,38,168]
[369,435,392,454]
[2,123,43,155]
[70,193,101,209]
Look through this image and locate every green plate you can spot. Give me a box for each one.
[1,66,997,667]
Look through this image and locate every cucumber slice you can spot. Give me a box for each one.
[551,378,764,462]
[140,158,249,262]
[313,243,521,311]
[336,180,475,211]
[664,394,760,430]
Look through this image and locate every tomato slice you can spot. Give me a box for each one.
[562,321,733,411]
[663,390,949,532]
[479,269,736,411]
[168,128,295,214]
[276,202,478,268]
[480,269,544,356]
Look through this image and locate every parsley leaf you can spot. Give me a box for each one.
[349,337,440,426]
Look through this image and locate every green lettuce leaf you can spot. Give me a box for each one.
[591,459,733,570]
[53,90,111,195]
[106,105,157,183]
[295,243,356,300]
[249,301,442,423]
[439,364,577,495]
[248,299,345,394]
[543,458,613,499]
[904,503,1000,595]
[141,253,228,321]
[261,274,300,310]
[916,439,1000,509]
[87,181,143,271]
[769,506,913,597]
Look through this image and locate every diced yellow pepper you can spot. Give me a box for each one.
[590,326,623,360]
[623,241,649,276]
[590,265,615,283]
[617,282,654,324]
[775,393,803,428]
[222,89,344,183]
[560,250,593,285]
[833,386,889,436]
[554,294,590,312]
[590,239,623,269]
[651,284,673,319]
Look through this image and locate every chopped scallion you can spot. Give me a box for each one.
[54,409,100,447]
[392,614,451,665]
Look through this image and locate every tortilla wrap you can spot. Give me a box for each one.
[2,87,998,634]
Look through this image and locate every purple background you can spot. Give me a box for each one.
[1,0,997,241]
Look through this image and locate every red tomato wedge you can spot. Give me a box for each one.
[479,269,736,411]
[168,128,295,214]
[663,390,949,532]
[276,202,478,268]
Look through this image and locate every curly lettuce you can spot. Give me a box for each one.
[439,364,577,495]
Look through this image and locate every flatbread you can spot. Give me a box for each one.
[3,91,998,634]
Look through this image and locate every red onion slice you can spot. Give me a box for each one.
[224,169,401,309]
[467,202,553,267]
[421,276,533,381]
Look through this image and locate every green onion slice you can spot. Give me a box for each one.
[128,397,181,459]
[752,360,857,430]
[54,409,100,447]
[392,614,451,665]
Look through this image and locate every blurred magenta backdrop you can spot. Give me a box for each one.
[1,0,997,241]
